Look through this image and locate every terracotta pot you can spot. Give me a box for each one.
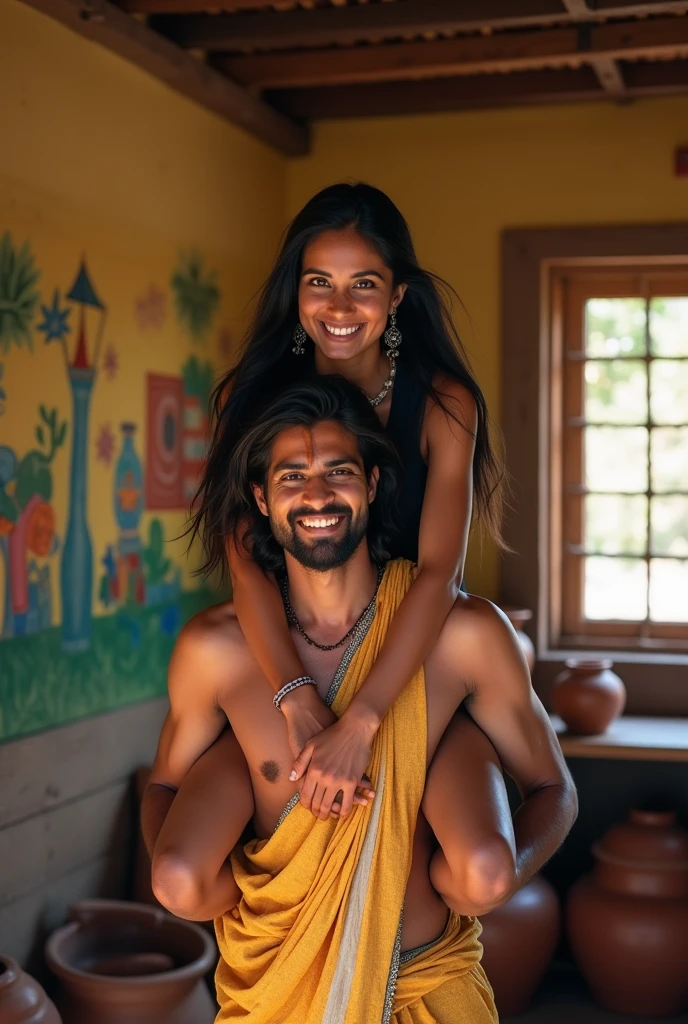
[45,900,216,1024]
[501,607,536,671]
[479,874,560,1016]
[551,658,625,735]
[567,808,688,1017]
[0,958,62,1023]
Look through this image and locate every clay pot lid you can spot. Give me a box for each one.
[593,809,688,871]
[564,658,614,672]
[0,958,18,988]
[501,607,533,624]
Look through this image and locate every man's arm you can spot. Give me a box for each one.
[142,622,226,856]
[141,616,254,919]
[460,601,578,896]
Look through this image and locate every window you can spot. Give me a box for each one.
[552,269,688,653]
[501,225,688,716]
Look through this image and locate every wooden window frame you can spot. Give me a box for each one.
[555,267,688,649]
[501,224,688,716]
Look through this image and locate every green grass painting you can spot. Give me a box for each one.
[0,590,216,743]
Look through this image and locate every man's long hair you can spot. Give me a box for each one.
[196,376,402,576]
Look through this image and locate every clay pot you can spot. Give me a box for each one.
[45,900,216,1024]
[0,957,62,1023]
[551,658,625,735]
[501,607,536,671]
[479,874,560,1016]
[567,809,688,1017]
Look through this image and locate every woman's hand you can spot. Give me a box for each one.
[280,688,377,820]
[289,703,379,821]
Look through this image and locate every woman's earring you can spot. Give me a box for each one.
[292,322,307,356]
[383,309,402,360]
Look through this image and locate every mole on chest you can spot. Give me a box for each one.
[259,759,282,784]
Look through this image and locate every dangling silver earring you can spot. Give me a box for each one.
[292,322,307,355]
[383,309,402,360]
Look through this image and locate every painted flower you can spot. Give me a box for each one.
[95,423,116,465]
[37,289,71,344]
[102,345,119,381]
[0,232,41,354]
[135,285,167,330]
[170,252,220,342]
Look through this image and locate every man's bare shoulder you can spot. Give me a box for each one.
[179,598,242,648]
[434,594,522,680]
[169,599,253,698]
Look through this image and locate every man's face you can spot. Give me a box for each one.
[253,420,378,572]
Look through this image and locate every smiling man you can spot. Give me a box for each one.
[142,376,576,1024]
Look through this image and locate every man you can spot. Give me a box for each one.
[142,377,577,1023]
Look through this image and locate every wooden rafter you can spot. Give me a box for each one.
[153,0,688,52]
[590,55,627,94]
[560,0,627,94]
[266,59,688,119]
[215,16,688,88]
[16,0,309,155]
[120,0,287,12]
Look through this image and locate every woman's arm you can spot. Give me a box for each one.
[293,381,478,819]
[228,536,374,811]
[228,537,339,758]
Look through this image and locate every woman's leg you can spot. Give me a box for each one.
[422,708,516,917]
[152,728,254,921]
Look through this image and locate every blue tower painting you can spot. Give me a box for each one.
[60,260,106,651]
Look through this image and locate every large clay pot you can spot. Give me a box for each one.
[551,658,625,735]
[501,607,536,672]
[45,900,216,1024]
[0,957,62,1023]
[479,874,560,1016]
[567,808,688,1017]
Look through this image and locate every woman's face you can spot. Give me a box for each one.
[298,227,406,362]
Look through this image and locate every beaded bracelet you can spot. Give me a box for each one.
[273,675,317,712]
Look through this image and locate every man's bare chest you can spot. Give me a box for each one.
[219,635,468,841]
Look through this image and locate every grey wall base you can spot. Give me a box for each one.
[0,697,167,974]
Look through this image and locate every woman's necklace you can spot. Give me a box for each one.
[280,566,384,651]
[368,355,396,408]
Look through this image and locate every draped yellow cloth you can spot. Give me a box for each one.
[215,558,497,1024]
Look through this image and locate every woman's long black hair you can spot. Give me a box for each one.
[191,181,505,578]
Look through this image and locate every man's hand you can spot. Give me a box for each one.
[280,687,376,820]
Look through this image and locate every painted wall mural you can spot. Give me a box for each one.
[0,230,224,743]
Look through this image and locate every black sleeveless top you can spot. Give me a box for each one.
[384,358,428,562]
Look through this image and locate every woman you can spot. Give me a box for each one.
[154,183,516,931]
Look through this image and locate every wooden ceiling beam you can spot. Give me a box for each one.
[589,54,627,95]
[155,0,688,52]
[560,0,627,93]
[267,66,605,119]
[215,17,688,87]
[16,0,309,155]
[266,59,688,119]
[120,0,287,13]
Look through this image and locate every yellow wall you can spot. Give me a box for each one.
[0,0,285,739]
[3,0,688,731]
[287,96,688,597]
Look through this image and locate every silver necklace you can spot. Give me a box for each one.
[368,355,396,408]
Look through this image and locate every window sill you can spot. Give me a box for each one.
[540,649,688,667]
[551,714,688,763]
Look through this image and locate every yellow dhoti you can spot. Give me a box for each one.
[215,559,497,1024]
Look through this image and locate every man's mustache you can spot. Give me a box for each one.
[287,504,352,528]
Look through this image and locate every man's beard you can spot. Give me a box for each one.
[269,502,369,572]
